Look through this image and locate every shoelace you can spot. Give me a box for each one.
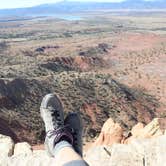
[46,125,74,145]
[50,108,63,127]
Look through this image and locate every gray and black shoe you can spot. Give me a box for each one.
[40,93,73,156]
[65,112,83,156]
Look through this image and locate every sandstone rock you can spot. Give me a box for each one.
[125,118,164,144]
[14,142,32,156]
[130,135,166,166]
[0,134,14,157]
[141,118,163,138]
[95,118,123,146]
[124,123,145,144]
[6,150,54,166]
[0,155,9,166]
[110,144,144,166]
[155,135,166,166]
[85,146,112,166]
[131,122,144,137]
[85,135,166,166]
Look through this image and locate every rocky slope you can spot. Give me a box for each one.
[0,20,165,146]
[0,118,165,166]
[0,72,160,144]
[94,118,166,146]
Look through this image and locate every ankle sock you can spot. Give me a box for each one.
[53,140,73,156]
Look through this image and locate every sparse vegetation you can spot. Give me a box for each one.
[0,41,8,53]
[0,11,166,144]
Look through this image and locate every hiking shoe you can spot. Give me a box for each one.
[40,93,73,156]
[65,112,83,156]
[40,93,64,132]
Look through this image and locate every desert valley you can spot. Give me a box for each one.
[0,1,166,165]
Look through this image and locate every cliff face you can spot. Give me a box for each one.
[0,72,160,144]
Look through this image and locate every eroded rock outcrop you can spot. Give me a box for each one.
[125,118,165,144]
[41,56,107,72]
[94,118,123,146]
[95,118,166,146]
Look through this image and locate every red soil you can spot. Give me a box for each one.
[101,32,166,116]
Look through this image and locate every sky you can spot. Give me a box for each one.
[0,0,156,9]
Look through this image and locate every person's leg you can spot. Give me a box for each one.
[40,94,89,166]
[54,146,84,166]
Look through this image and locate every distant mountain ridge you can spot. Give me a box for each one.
[0,0,166,16]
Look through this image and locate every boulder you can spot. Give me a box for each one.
[85,135,166,166]
[124,123,144,144]
[155,135,166,166]
[0,134,14,157]
[131,122,144,137]
[141,118,164,138]
[94,118,123,146]
[110,144,144,166]
[85,146,112,166]
[125,118,164,144]
[130,135,166,166]
[7,150,54,166]
[14,142,32,156]
[0,154,9,166]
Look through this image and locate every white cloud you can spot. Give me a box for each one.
[0,0,157,9]
[70,0,124,1]
[0,0,61,9]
